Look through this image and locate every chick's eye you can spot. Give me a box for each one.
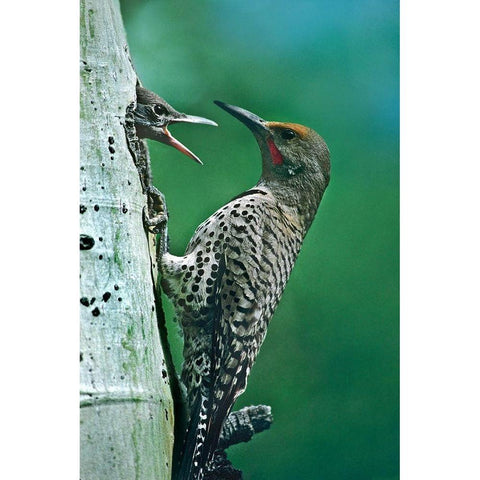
[153,104,168,116]
[281,129,296,140]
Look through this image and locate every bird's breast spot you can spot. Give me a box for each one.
[267,138,284,166]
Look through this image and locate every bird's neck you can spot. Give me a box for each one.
[256,177,324,233]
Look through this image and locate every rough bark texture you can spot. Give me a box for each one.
[80,1,174,479]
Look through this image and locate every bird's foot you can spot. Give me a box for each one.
[204,451,242,480]
[143,186,168,235]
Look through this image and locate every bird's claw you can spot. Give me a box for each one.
[143,207,168,234]
[143,186,168,234]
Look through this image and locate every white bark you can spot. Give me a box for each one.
[80,1,174,478]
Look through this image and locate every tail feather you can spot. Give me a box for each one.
[176,255,232,480]
[176,389,239,480]
[176,389,210,480]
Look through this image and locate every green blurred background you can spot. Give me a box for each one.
[120,1,398,478]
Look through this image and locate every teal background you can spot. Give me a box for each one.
[121,1,399,479]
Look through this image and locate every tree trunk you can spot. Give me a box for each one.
[80,1,174,479]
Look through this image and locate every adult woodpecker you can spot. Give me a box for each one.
[134,85,217,165]
[160,101,330,480]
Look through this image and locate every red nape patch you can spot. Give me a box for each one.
[267,138,283,165]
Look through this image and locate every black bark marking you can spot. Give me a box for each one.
[80,234,95,250]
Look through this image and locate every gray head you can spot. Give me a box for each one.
[134,85,217,164]
[214,101,330,224]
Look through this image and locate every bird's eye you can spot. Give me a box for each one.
[281,129,296,140]
[153,104,168,116]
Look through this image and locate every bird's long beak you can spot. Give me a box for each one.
[161,113,217,164]
[171,114,218,127]
[214,101,269,135]
[157,126,205,165]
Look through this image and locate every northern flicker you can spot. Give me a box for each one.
[160,101,330,480]
[134,85,217,165]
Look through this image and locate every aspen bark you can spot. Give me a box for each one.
[80,1,174,478]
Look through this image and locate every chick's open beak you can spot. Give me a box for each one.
[138,113,217,165]
[159,125,205,165]
[161,113,217,164]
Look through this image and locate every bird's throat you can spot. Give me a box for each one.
[267,138,284,166]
